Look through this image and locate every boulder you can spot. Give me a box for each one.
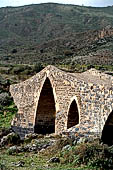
[7,146,17,155]
[0,128,12,140]
[0,132,20,146]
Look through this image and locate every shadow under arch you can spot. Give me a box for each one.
[101,110,113,146]
[67,99,79,129]
[34,77,56,135]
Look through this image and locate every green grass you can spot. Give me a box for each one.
[0,61,112,170]
[0,107,112,170]
[0,152,45,170]
[0,103,17,129]
[58,64,113,73]
[0,134,111,170]
[0,150,98,170]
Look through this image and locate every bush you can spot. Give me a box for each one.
[0,132,21,147]
[33,63,44,73]
[0,104,3,111]
[0,76,8,86]
[60,141,113,169]
[0,93,11,106]
[0,162,8,170]
[64,50,74,56]
[11,49,17,53]
[7,133,21,145]
[11,66,25,74]
[0,128,11,140]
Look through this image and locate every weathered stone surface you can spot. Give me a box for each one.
[7,146,17,155]
[0,132,20,146]
[62,144,72,151]
[16,161,25,167]
[0,128,12,140]
[10,65,113,140]
[47,157,60,163]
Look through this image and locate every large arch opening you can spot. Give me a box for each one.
[101,110,113,146]
[34,77,56,135]
[67,99,79,129]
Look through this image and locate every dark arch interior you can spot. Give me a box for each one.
[67,100,79,129]
[34,78,56,135]
[101,110,113,146]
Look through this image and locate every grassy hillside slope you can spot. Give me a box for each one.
[1,3,113,42]
[0,3,113,66]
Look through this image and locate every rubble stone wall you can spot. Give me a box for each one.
[10,65,113,139]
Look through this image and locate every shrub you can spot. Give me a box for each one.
[0,162,8,170]
[1,132,21,147]
[0,104,3,111]
[60,141,113,169]
[0,76,8,85]
[0,93,11,106]
[33,63,44,73]
[11,49,17,53]
[7,133,21,145]
[11,66,25,74]
[64,50,74,56]
[0,128,11,140]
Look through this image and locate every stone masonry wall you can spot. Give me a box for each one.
[10,65,113,139]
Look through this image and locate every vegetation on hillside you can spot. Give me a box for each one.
[1,133,113,170]
[0,3,113,65]
[0,3,113,170]
[1,3,113,44]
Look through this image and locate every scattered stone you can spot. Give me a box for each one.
[86,137,94,143]
[24,133,44,144]
[25,133,39,139]
[7,146,17,155]
[16,161,25,167]
[14,139,54,154]
[31,162,36,166]
[39,148,45,153]
[42,144,50,149]
[62,144,72,151]
[73,139,77,146]
[77,138,85,144]
[0,135,8,147]
[48,157,60,163]
[0,132,20,146]
[17,146,25,152]
[28,144,37,152]
[0,128,12,140]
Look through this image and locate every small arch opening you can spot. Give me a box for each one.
[67,99,79,129]
[101,110,113,146]
[34,77,56,135]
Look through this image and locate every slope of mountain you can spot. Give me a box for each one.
[0,3,113,66]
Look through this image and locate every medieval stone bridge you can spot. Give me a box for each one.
[10,65,113,144]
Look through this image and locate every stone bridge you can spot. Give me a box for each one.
[10,65,113,144]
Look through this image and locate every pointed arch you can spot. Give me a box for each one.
[34,77,56,134]
[101,110,113,146]
[67,97,79,129]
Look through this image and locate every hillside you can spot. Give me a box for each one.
[0,4,113,170]
[0,3,113,66]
